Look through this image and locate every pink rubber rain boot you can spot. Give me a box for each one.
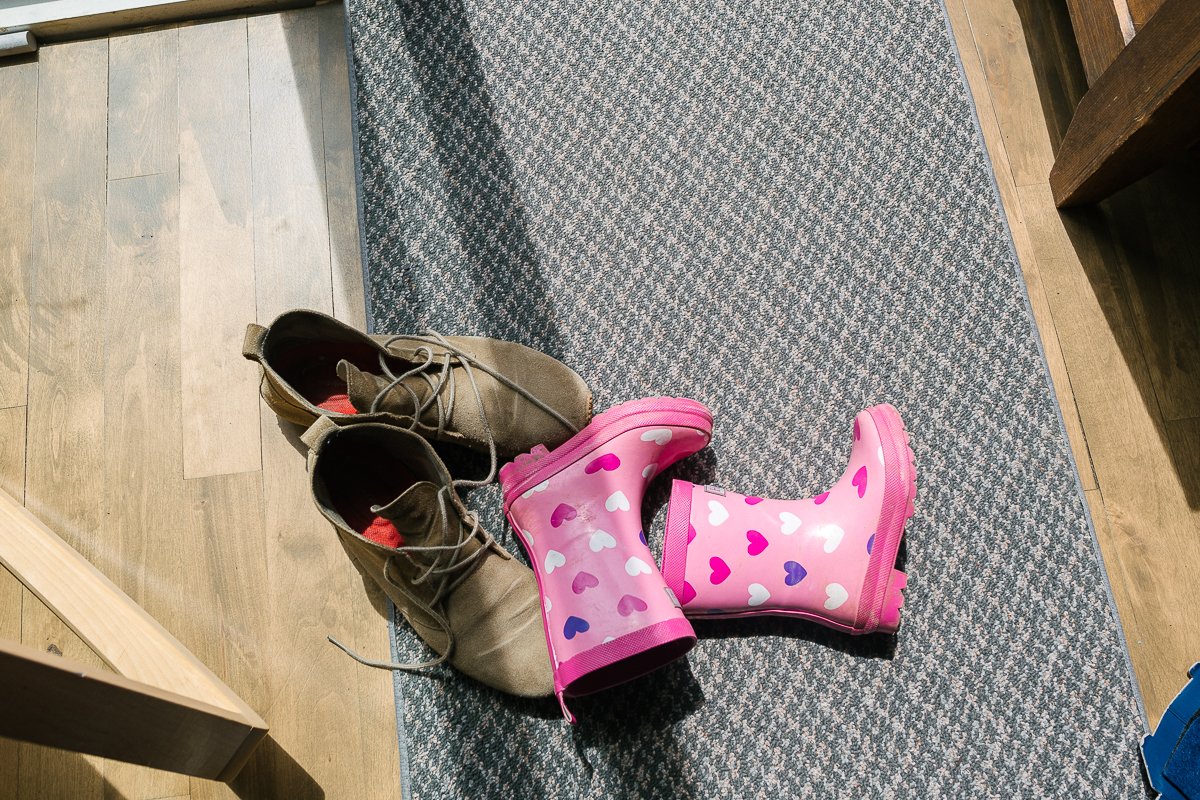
[499,397,714,722]
[660,404,916,635]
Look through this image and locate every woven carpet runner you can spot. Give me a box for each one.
[344,0,1149,796]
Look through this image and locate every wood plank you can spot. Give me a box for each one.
[25,38,108,562]
[947,0,1098,489]
[242,10,399,797]
[959,0,1058,188]
[1098,154,1200,422]
[17,595,108,800]
[1165,415,1200,517]
[182,472,267,800]
[0,638,264,780]
[0,60,36,410]
[178,16,261,479]
[1016,181,1200,724]
[102,171,192,800]
[1051,0,1200,206]
[1007,0,1089,150]
[23,58,111,800]
[248,9,333,319]
[1083,487,1146,668]
[1064,0,1133,85]
[108,27,178,180]
[0,406,26,794]
[318,2,367,330]
[0,405,25,503]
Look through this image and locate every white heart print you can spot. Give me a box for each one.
[640,429,672,445]
[589,530,617,552]
[824,583,849,610]
[708,500,729,526]
[544,550,566,574]
[625,557,652,576]
[813,523,844,554]
[522,480,549,499]
[779,512,801,535]
[522,529,534,543]
[747,583,770,607]
[643,464,657,479]
[605,491,631,512]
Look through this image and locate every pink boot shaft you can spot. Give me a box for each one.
[499,397,714,721]
[660,404,916,635]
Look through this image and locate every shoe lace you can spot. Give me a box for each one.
[366,331,579,444]
[329,331,579,673]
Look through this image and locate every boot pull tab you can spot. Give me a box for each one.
[242,323,268,359]
[300,416,339,461]
[557,691,577,724]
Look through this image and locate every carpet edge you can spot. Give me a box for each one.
[933,0,1151,737]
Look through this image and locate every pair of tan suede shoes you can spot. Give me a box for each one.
[243,309,593,698]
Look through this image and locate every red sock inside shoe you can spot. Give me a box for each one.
[317,392,357,415]
[362,516,403,549]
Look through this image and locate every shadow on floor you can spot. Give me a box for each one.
[229,735,325,800]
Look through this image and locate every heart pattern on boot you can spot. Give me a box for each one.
[572,571,599,594]
[605,491,631,512]
[852,466,868,498]
[746,530,769,556]
[522,479,549,499]
[640,429,672,445]
[563,616,590,640]
[824,583,849,610]
[680,581,697,604]
[625,556,652,576]
[589,530,617,551]
[617,594,648,616]
[544,550,566,573]
[813,523,844,554]
[550,503,577,527]
[585,453,621,474]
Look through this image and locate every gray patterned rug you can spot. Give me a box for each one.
[343,0,1150,796]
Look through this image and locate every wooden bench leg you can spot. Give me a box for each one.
[0,487,268,780]
[1051,0,1200,207]
[0,640,267,781]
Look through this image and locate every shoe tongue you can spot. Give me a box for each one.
[338,359,390,414]
[339,359,432,418]
[371,481,444,544]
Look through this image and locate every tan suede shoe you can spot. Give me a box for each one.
[243,309,591,457]
[303,417,553,698]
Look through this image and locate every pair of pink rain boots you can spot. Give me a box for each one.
[498,397,917,722]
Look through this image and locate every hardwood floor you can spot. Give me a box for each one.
[0,1,1195,797]
[0,5,399,799]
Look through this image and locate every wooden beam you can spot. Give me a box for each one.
[0,0,316,44]
[1051,0,1200,207]
[1126,0,1166,31]
[1065,0,1134,85]
[0,638,266,780]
